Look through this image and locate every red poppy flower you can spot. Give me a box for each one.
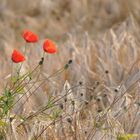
[43,39,57,54]
[11,49,25,63]
[22,30,39,43]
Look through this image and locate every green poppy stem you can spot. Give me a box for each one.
[17,42,27,78]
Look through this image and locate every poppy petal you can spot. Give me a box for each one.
[11,49,25,63]
[22,30,39,43]
[43,39,57,54]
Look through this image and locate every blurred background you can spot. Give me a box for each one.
[1,0,140,40]
[1,1,140,139]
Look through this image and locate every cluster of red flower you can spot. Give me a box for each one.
[11,30,57,63]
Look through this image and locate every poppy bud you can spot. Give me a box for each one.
[39,57,44,65]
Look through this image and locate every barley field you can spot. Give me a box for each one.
[0,0,140,140]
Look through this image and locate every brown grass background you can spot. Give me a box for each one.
[1,0,140,139]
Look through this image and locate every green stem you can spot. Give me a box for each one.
[17,42,27,78]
